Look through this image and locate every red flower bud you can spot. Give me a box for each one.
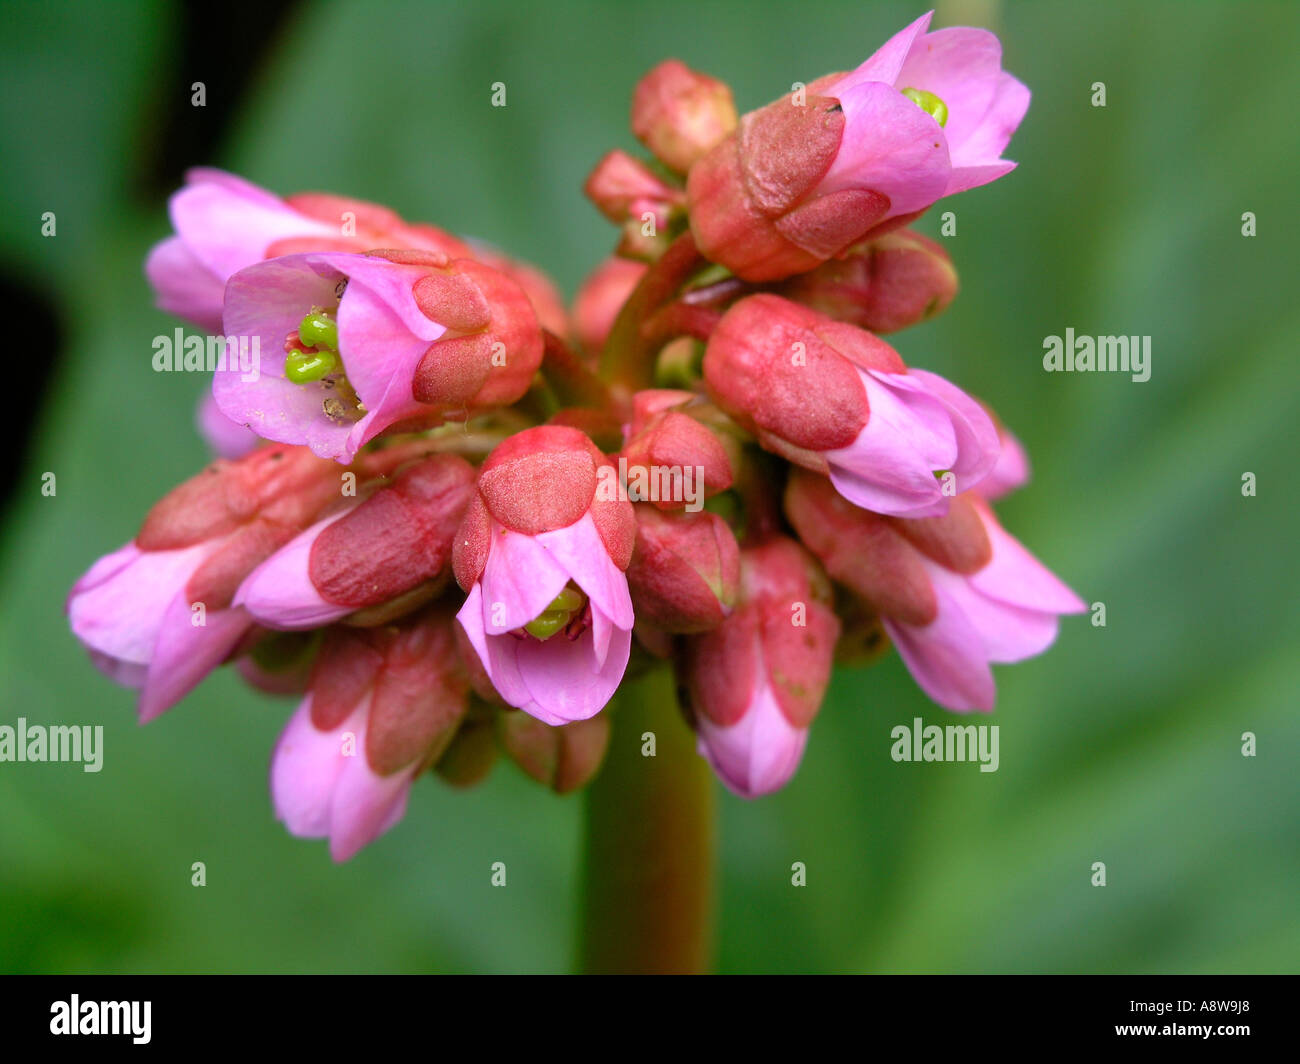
[626,507,739,633]
[497,712,611,794]
[778,229,957,333]
[631,60,738,173]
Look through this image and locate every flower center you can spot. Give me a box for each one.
[283,307,366,423]
[900,87,948,127]
[521,585,588,641]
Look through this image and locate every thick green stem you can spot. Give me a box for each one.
[579,664,716,973]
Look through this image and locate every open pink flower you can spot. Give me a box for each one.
[705,294,999,517]
[680,537,839,797]
[145,168,471,330]
[686,12,1028,281]
[214,250,543,463]
[786,471,1085,711]
[271,615,468,861]
[820,11,1030,207]
[67,445,341,721]
[453,426,636,725]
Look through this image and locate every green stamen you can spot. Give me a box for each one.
[298,310,339,351]
[285,348,340,383]
[524,610,570,640]
[522,585,588,640]
[901,87,948,127]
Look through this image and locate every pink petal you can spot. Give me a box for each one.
[138,597,252,722]
[169,177,334,284]
[478,524,571,633]
[830,11,934,93]
[969,502,1088,615]
[898,368,1001,493]
[532,513,634,629]
[946,71,1030,172]
[234,510,353,630]
[145,236,225,331]
[823,369,957,516]
[979,427,1030,500]
[512,621,632,724]
[883,587,996,713]
[817,80,951,217]
[327,748,416,862]
[270,696,360,838]
[68,541,212,667]
[196,392,259,458]
[894,27,1004,161]
[695,678,808,797]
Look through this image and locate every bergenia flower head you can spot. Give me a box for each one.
[686,11,1028,281]
[72,15,1079,874]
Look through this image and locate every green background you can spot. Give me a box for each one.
[1,0,1296,973]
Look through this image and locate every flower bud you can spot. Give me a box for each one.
[584,150,684,227]
[453,426,636,725]
[631,60,738,173]
[619,408,732,511]
[626,507,739,633]
[235,453,476,629]
[685,13,1028,282]
[704,294,998,516]
[497,711,611,794]
[680,536,838,796]
[68,444,342,722]
[778,229,957,333]
[271,609,469,861]
[785,469,1084,710]
[571,256,647,355]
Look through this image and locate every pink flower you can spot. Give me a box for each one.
[686,12,1027,281]
[236,454,475,629]
[67,445,341,721]
[821,11,1030,206]
[145,168,471,330]
[680,537,839,796]
[785,470,1085,711]
[213,249,543,463]
[270,614,468,861]
[704,294,999,516]
[453,426,636,725]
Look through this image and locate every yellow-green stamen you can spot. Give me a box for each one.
[522,585,587,640]
[901,87,948,127]
[298,309,339,351]
[285,348,340,383]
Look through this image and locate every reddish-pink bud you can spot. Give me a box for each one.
[584,150,684,225]
[626,507,739,633]
[411,258,544,411]
[497,711,611,794]
[619,410,732,509]
[308,454,475,609]
[137,444,340,552]
[686,96,890,282]
[452,425,636,589]
[571,256,647,355]
[779,229,957,333]
[703,294,902,457]
[631,60,738,174]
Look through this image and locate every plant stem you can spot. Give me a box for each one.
[578,663,716,973]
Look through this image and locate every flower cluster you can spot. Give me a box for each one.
[69,12,1082,859]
